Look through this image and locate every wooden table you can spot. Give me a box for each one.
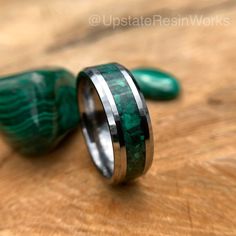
[0,0,235,235]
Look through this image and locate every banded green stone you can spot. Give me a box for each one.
[96,64,146,180]
[0,68,79,154]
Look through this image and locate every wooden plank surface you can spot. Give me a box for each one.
[0,0,236,235]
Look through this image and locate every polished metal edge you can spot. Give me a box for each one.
[116,63,154,175]
[138,93,154,174]
[81,67,127,184]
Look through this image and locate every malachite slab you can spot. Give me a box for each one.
[131,68,181,100]
[0,68,79,155]
[96,64,146,180]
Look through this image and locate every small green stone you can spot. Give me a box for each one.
[131,68,181,100]
[0,68,80,155]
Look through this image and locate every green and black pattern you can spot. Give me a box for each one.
[96,63,146,180]
[0,68,79,154]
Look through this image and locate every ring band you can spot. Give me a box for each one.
[77,63,153,183]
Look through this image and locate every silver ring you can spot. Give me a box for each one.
[77,63,154,184]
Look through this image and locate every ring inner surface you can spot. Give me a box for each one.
[80,77,114,178]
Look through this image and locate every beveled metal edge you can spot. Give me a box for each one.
[116,63,154,175]
[78,67,127,184]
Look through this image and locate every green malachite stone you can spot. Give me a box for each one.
[131,68,181,100]
[0,68,79,155]
[96,64,146,180]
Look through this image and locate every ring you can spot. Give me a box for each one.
[77,63,154,184]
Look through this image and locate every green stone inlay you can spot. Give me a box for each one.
[131,68,181,100]
[96,64,146,180]
[0,68,79,154]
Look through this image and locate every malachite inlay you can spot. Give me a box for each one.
[0,68,79,155]
[96,64,146,180]
[131,68,181,100]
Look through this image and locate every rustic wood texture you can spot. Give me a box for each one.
[0,0,236,235]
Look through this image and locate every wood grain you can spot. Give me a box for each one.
[0,0,236,235]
